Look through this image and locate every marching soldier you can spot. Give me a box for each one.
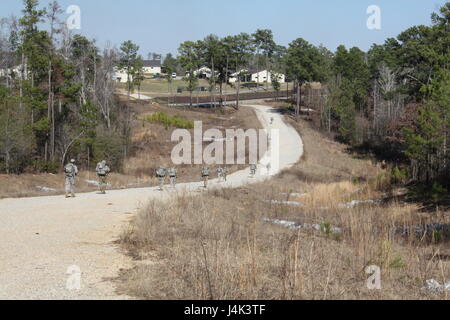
[156,165,167,190]
[201,166,210,188]
[216,167,224,182]
[168,167,177,188]
[64,159,78,198]
[96,160,110,194]
[223,167,228,182]
[250,164,257,177]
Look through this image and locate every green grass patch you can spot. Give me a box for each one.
[143,112,194,129]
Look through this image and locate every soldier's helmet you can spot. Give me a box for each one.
[70,159,76,164]
[102,160,106,165]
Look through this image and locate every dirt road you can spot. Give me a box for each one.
[0,104,303,300]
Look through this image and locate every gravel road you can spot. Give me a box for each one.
[0,104,303,300]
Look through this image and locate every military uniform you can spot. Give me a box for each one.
[216,167,224,182]
[250,164,257,177]
[96,160,111,194]
[64,160,78,198]
[201,166,210,188]
[168,168,177,188]
[223,167,228,182]
[156,166,167,190]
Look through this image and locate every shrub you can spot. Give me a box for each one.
[92,130,126,171]
[431,183,447,202]
[143,112,194,129]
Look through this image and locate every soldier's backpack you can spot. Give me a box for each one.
[64,164,74,177]
[156,167,166,177]
[97,164,107,176]
[202,167,210,176]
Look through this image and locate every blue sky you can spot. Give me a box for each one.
[1,0,447,56]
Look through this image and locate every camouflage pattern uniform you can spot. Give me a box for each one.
[201,166,210,188]
[223,167,228,182]
[216,167,224,182]
[168,167,177,188]
[156,166,167,190]
[96,160,111,194]
[250,164,257,177]
[64,159,78,198]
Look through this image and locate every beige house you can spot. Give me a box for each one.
[114,59,162,83]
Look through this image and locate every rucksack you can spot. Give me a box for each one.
[202,167,210,176]
[65,164,74,177]
[156,168,166,177]
[97,164,107,176]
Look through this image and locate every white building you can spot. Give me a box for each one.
[185,66,219,79]
[0,64,27,80]
[229,69,285,84]
[114,59,162,83]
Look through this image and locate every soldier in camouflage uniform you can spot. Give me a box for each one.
[223,167,228,182]
[201,166,210,188]
[216,167,224,182]
[250,164,257,177]
[168,167,177,188]
[156,166,167,190]
[64,159,78,198]
[96,160,110,194]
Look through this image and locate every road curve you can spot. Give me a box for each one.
[0,104,303,300]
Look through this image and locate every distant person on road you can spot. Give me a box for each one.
[270,117,274,125]
[64,159,78,198]
[250,164,257,177]
[168,167,177,188]
[223,167,228,182]
[217,167,224,182]
[156,166,167,190]
[96,160,110,194]
[201,166,210,188]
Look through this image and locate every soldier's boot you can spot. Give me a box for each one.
[71,193,75,198]
[65,193,70,198]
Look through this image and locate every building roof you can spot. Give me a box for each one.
[143,60,161,68]
[248,68,265,74]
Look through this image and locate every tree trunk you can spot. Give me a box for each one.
[296,81,301,118]
[211,57,216,108]
[224,55,229,106]
[51,97,55,161]
[236,61,240,110]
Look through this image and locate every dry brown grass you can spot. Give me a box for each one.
[118,186,448,300]
[118,115,449,300]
